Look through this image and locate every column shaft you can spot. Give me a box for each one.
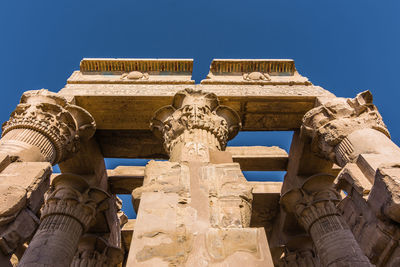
[19,215,83,267]
[309,215,370,266]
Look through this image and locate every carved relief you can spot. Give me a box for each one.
[301,91,389,162]
[281,174,372,267]
[206,163,253,228]
[150,88,241,154]
[18,174,109,267]
[41,174,109,230]
[121,71,149,80]
[1,89,95,164]
[243,71,271,81]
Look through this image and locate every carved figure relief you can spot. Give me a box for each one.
[243,71,271,81]
[121,71,149,80]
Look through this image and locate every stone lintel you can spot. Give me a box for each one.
[227,146,288,171]
[107,166,145,194]
[107,166,284,194]
[58,83,334,132]
[249,181,283,194]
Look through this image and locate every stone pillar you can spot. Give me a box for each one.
[0,90,96,265]
[301,90,400,264]
[127,89,273,266]
[0,89,95,164]
[281,174,372,266]
[18,174,108,267]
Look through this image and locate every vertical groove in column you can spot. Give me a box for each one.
[334,136,354,166]
[0,128,56,162]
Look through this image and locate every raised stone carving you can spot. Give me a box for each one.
[7,58,400,266]
[121,71,149,80]
[18,174,108,267]
[243,72,271,81]
[1,89,95,164]
[150,88,241,157]
[301,90,389,164]
[281,174,372,266]
[128,88,273,266]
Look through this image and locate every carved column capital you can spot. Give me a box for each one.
[281,174,372,266]
[41,174,108,231]
[301,91,389,162]
[1,89,96,164]
[281,174,340,231]
[19,174,110,267]
[150,88,241,154]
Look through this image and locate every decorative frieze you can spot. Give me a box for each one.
[201,59,311,85]
[1,89,95,164]
[80,58,193,74]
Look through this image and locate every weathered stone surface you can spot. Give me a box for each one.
[1,89,96,164]
[301,91,389,164]
[18,174,109,267]
[8,58,400,266]
[201,59,310,85]
[281,174,372,267]
[368,164,400,222]
[127,88,273,266]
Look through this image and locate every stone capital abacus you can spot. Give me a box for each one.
[1,89,96,164]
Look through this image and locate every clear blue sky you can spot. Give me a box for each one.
[1,1,399,218]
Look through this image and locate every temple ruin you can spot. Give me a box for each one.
[0,58,399,266]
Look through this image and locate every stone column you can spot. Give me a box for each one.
[0,90,96,265]
[301,90,400,261]
[127,89,273,266]
[281,174,372,266]
[0,89,95,164]
[301,90,399,169]
[18,174,108,267]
